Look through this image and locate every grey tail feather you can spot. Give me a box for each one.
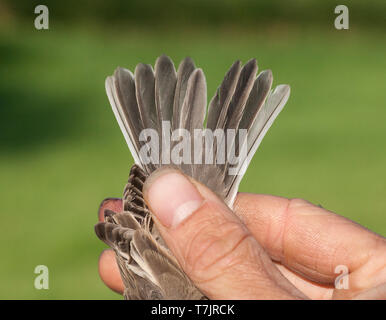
[215,59,257,182]
[198,60,242,198]
[178,69,207,133]
[172,57,196,132]
[200,59,257,200]
[221,68,273,183]
[224,84,291,205]
[179,68,207,177]
[238,69,273,132]
[206,60,241,132]
[135,63,157,131]
[223,58,258,132]
[155,55,177,124]
[106,68,142,166]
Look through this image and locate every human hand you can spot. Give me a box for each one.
[97,169,386,299]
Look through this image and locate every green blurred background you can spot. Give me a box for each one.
[0,1,385,299]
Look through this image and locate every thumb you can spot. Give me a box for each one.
[143,168,305,299]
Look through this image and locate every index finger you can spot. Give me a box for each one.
[234,193,385,285]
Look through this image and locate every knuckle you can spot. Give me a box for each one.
[287,197,315,213]
[288,197,310,207]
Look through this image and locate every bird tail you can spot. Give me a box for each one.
[105,55,290,207]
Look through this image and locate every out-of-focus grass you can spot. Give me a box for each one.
[0,24,385,299]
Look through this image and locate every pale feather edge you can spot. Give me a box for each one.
[105,75,142,166]
[226,85,290,206]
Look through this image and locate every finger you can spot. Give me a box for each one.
[98,249,124,294]
[351,283,386,300]
[275,263,333,300]
[143,168,307,300]
[98,198,122,222]
[233,193,386,287]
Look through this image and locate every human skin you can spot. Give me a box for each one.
[97,169,386,299]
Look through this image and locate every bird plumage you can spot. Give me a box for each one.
[95,55,290,299]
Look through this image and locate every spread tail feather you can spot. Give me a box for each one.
[98,56,291,299]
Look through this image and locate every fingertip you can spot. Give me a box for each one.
[98,249,124,294]
[98,198,122,222]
